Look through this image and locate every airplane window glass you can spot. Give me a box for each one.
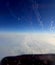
[0,0,55,65]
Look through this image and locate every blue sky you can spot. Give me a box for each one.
[0,0,55,32]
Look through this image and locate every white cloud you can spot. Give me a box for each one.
[0,33,55,60]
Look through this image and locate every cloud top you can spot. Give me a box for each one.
[0,33,55,60]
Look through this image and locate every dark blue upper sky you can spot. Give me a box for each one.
[0,0,55,32]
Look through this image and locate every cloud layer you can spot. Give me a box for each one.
[0,33,55,60]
